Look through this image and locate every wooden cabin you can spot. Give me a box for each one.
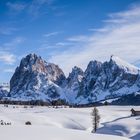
[131,108,140,116]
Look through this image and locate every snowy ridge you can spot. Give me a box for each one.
[110,55,139,74]
[2,53,140,105]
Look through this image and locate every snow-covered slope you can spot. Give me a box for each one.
[110,55,139,74]
[97,106,140,140]
[0,126,130,140]
[0,105,138,140]
[1,126,130,140]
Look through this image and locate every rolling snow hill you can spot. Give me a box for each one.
[0,105,139,140]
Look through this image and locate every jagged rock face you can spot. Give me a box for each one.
[101,57,138,90]
[64,66,84,103]
[9,54,66,101]
[78,61,102,98]
[45,63,66,86]
[66,66,84,89]
[76,56,140,104]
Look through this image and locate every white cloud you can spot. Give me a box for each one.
[88,28,109,32]
[104,5,140,24]
[49,5,140,76]
[6,2,26,11]
[6,0,55,17]
[0,52,16,65]
[43,32,59,37]
[0,27,18,35]
[0,37,24,66]
[28,0,55,17]
[67,35,90,42]
[55,42,74,46]
[3,68,15,73]
[3,37,25,47]
[33,0,55,5]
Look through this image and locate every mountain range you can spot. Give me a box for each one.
[1,53,140,105]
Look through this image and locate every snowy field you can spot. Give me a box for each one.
[0,105,140,140]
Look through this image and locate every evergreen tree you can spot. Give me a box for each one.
[91,107,100,133]
[104,101,108,106]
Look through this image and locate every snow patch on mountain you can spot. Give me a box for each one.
[110,55,139,74]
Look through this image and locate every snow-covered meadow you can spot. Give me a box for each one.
[0,105,140,140]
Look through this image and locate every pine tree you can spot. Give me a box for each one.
[104,101,108,106]
[91,107,100,133]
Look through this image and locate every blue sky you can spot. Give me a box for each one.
[0,0,140,82]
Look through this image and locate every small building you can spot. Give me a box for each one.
[131,108,140,116]
[25,121,32,125]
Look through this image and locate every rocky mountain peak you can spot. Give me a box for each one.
[85,60,102,78]
[66,66,84,88]
[71,66,83,77]
[20,53,46,74]
[17,53,66,85]
[109,55,139,74]
[9,54,66,101]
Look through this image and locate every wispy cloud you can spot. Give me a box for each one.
[88,28,109,32]
[0,52,16,65]
[104,4,140,24]
[3,68,15,73]
[49,4,140,75]
[39,41,75,52]
[28,0,56,17]
[6,2,26,12]
[67,35,90,42]
[43,31,59,38]
[55,42,74,46]
[6,0,56,18]
[0,37,25,65]
[3,37,25,47]
[0,27,18,35]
